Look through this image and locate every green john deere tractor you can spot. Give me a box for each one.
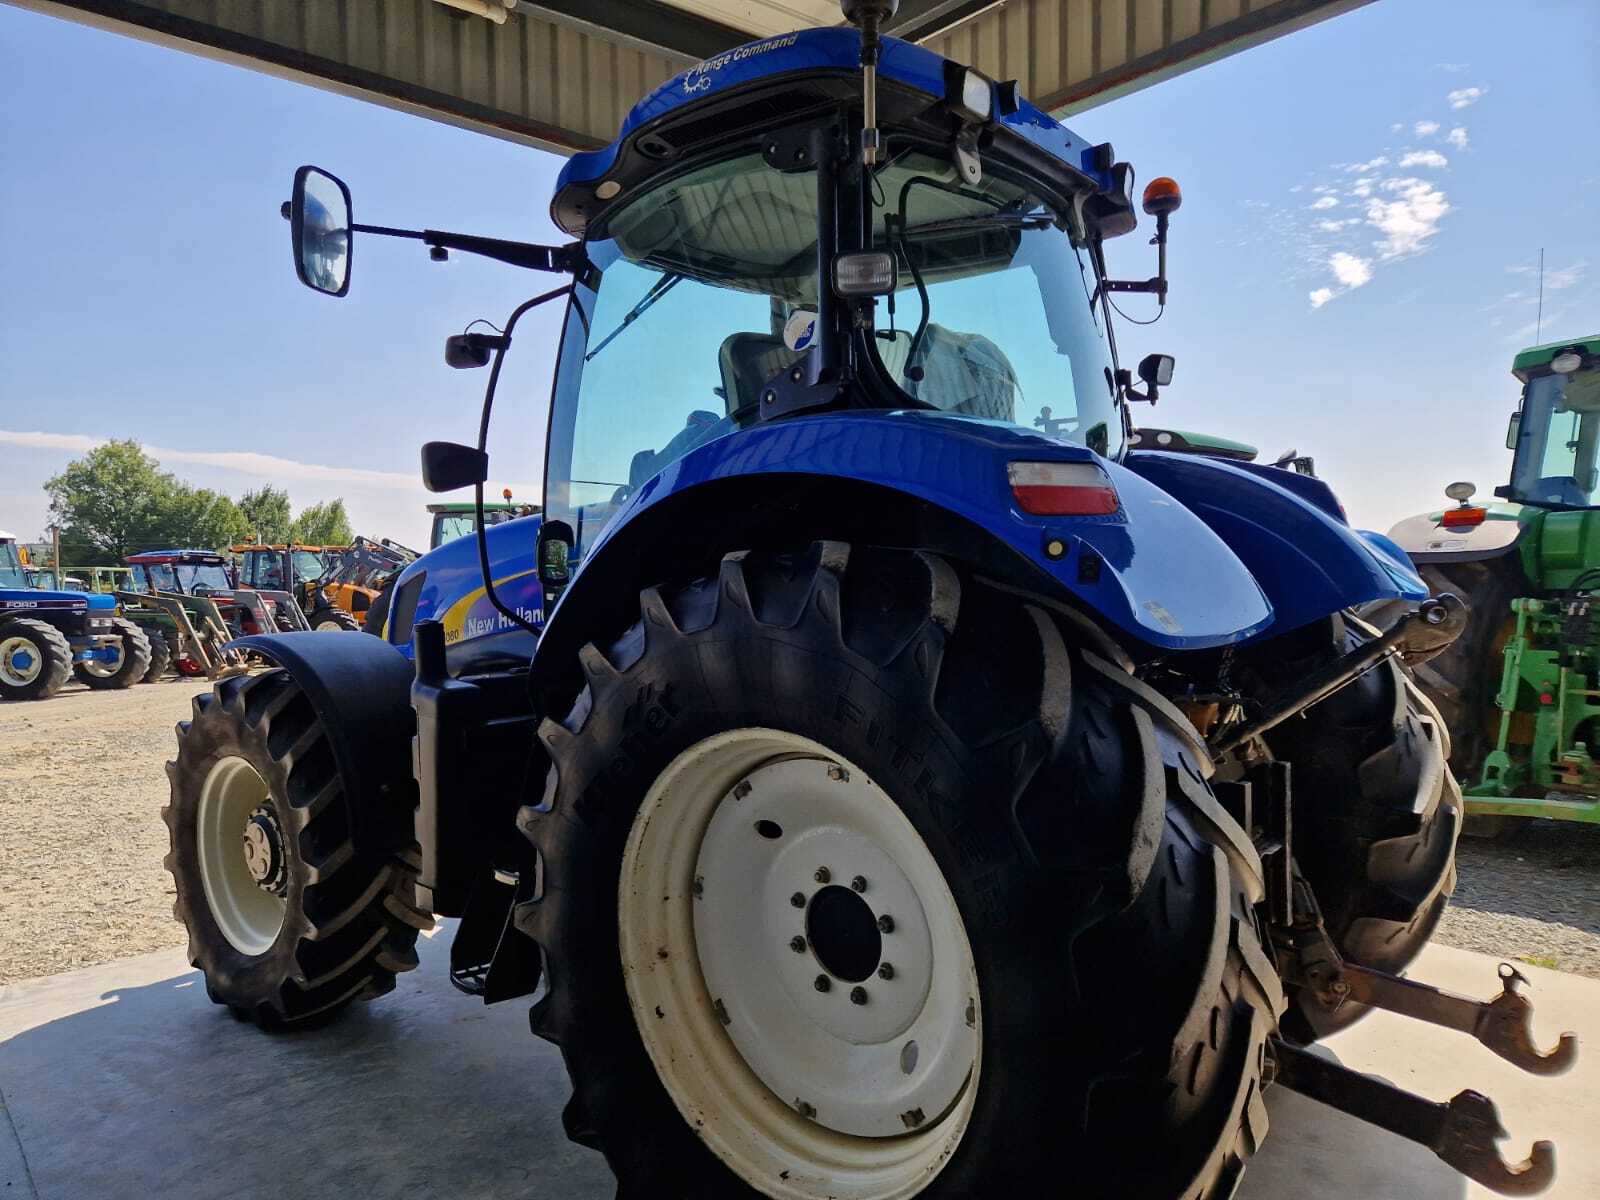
[1389,334,1600,827]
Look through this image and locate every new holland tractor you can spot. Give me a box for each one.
[1,530,154,699]
[162,9,1574,1197]
[1390,335,1600,830]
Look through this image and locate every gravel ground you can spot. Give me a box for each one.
[0,678,210,984]
[1434,818,1600,979]
[5,677,1600,985]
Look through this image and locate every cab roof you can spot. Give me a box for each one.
[553,27,1107,237]
[1512,334,1600,381]
[125,550,229,565]
[231,544,340,553]
[426,502,535,514]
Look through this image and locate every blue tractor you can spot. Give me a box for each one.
[164,8,1570,1197]
[0,531,154,700]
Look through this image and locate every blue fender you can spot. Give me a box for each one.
[1124,450,1427,640]
[550,410,1274,653]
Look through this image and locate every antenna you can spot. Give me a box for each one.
[1536,247,1545,342]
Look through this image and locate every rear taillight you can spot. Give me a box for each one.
[1440,506,1487,530]
[1007,461,1120,516]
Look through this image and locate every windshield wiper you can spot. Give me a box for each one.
[585,272,685,361]
[899,212,1053,238]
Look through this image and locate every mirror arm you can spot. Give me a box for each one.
[348,223,581,273]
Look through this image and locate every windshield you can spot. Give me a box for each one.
[431,509,518,548]
[141,563,232,594]
[0,544,24,589]
[545,144,1117,545]
[292,550,325,581]
[1509,369,1600,507]
[868,152,1119,452]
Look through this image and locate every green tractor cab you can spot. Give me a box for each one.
[427,497,538,549]
[1389,334,1600,827]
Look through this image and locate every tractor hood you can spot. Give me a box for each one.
[1,588,112,611]
[1387,502,1527,565]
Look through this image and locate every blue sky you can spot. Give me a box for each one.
[1,0,1597,549]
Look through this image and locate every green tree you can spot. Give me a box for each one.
[45,440,179,562]
[290,499,354,545]
[238,486,292,543]
[163,488,253,551]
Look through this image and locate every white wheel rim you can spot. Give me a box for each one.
[0,636,44,687]
[314,617,346,631]
[618,729,981,1200]
[196,757,287,955]
[79,642,125,678]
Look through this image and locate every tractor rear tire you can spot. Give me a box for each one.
[1414,559,1521,782]
[75,618,153,690]
[0,618,74,701]
[1262,620,1460,1043]
[163,669,429,1026]
[142,634,172,682]
[309,607,361,633]
[518,543,1281,1200]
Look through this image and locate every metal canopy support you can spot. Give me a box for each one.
[9,0,1373,152]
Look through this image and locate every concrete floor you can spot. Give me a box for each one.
[1,931,1593,1200]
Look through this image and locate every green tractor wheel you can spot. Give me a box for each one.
[143,634,173,683]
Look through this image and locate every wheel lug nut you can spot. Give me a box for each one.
[850,986,868,1005]
[814,867,831,884]
[791,892,806,908]
[851,875,868,893]
[814,975,831,993]
[877,914,895,933]
[790,936,807,953]
[877,962,895,980]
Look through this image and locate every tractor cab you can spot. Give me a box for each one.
[125,550,237,598]
[233,544,330,593]
[427,500,535,550]
[1503,337,1600,510]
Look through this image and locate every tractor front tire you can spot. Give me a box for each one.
[519,543,1281,1200]
[75,618,153,690]
[142,634,172,682]
[309,607,362,633]
[163,669,428,1026]
[0,618,74,701]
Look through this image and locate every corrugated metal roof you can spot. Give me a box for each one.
[11,0,1371,151]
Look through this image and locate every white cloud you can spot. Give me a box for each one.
[1330,252,1373,288]
[1399,149,1449,168]
[1413,120,1440,137]
[1367,177,1451,258]
[1345,155,1390,173]
[1390,122,1405,134]
[1435,62,1469,72]
[1309,287,1335,308]
[1349,178,1376,198]
[1446,126,1469,150]
[1317,218,1358,232]
[1447,86,1487,109]
[1545,261,1589,290]
[1310,195,1340,210]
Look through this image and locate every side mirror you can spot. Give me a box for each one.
[537,520,575,606]
[1506,412,1522,450]
[420,441,488,493]
[1138,353,1174,388]
[288,165,352,296]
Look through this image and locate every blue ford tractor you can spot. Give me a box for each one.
[163,7,1572,1197]
[0,531,154,700]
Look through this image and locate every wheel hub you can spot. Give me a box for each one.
[0,637,41,686]
[805,885,881,982]
[619,727,981,1199]
[241,805,288,896]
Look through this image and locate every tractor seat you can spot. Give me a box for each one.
[879,324,1020,423]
